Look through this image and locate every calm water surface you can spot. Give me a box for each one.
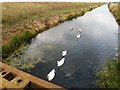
[8,5,118,88]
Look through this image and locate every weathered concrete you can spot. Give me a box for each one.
[0,62,66,90]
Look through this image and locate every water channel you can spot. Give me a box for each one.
[7,5,118,88]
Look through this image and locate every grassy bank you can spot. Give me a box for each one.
[108,3,120,25]
[2,2,103,59]
[95,3,120,88]
[96,53,120,88]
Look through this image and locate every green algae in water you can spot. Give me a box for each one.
[5,43,57,71]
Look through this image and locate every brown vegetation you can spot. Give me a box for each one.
[108,3,120,25]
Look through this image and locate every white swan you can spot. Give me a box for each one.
[78,29,82,32]
[70,27,73,30]
[57,58,65,67]
[47,69,55,81]
[62,50,67,57]
[77,34,81,39]
[114,48,118,50]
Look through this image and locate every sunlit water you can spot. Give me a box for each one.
[8,5,118,88]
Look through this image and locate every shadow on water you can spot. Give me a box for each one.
[8,5,119,88]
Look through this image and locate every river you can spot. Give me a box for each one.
[7,5,118,88]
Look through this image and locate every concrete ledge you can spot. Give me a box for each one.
[0,62,66,90]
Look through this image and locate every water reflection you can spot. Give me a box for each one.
[8,5,118,88]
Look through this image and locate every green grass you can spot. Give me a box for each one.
[2,30,34,58]
[96,55,120,88]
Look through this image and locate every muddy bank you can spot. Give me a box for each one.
[108,3,120,25]
[2,4,102,59]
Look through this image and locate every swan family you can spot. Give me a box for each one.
[47,50,67,81]
[47,28,82,81]
[69,27,82,40]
